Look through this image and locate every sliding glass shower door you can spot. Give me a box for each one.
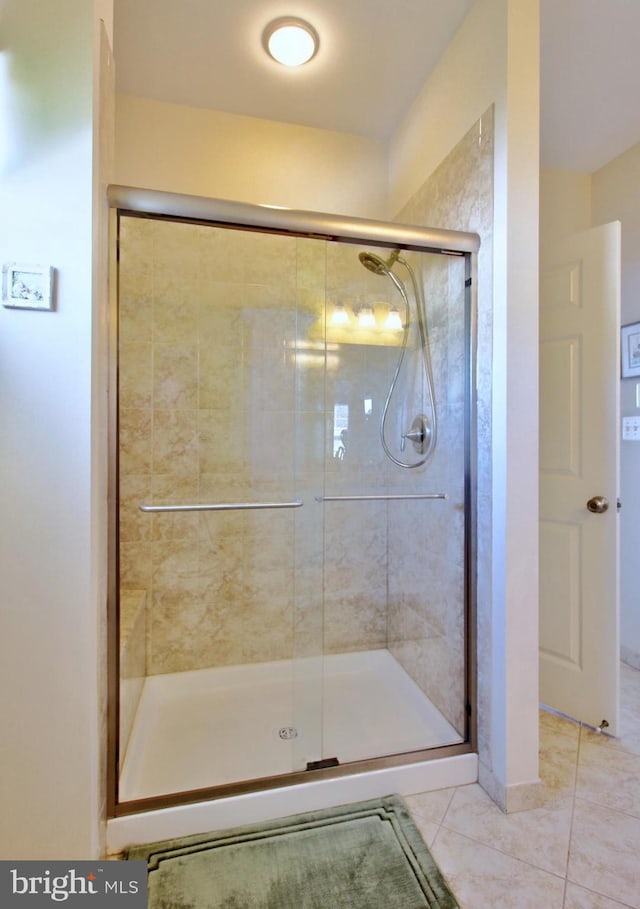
[313,241,468,767]
[114,210,472,809]
[116,217,328,799]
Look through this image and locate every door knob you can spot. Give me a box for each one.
[586,496,609,514]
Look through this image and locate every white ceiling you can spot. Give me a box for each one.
[113,0,475,141]
[114,0,640,174]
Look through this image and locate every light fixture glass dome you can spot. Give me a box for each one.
[357,304,376,329]
[385,306,403,331]
[263,18,319,67]
[331,301,350,326]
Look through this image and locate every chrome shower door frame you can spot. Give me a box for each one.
[106,185,480,818]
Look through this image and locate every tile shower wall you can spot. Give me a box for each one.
[119,218,322,673]
[382,252,467,735]
[117,217,456,678]
[391,108,494,739]
[319,240,468,734]
[321,246,404,657]
[320,241,466,711]
[117,138,487,747]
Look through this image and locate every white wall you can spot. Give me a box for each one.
[592,145,640,326]
[0,0,112,858]
[389,0,507,215]
[592,144,640,664]
[539,168,592,257]
[115,96,388,219]
[390,0,541,806]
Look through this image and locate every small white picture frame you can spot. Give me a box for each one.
[621,321,640,379]
[2,263,55,310]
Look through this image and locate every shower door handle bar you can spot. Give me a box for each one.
[315,493,447,503]
[139,500,304,513]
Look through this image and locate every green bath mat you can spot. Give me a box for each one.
[126,794,459,909]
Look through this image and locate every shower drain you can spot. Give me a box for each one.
[278,726,298,740]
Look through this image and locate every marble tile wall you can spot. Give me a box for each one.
[119,218,327,674]
[119,221,406,673]
[392,107,494,737]
[117,148,484,743]
[381,251,468,733]
[320,237,469,740]
[321,242,410,657]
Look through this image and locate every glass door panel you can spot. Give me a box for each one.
[319,243,468,766]
[117,217,326,798]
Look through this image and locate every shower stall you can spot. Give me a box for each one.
[108,187,478,822]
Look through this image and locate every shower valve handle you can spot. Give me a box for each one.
[401,428,425,451]
[400,415,432,455]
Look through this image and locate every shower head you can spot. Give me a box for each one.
[358,249,401,276]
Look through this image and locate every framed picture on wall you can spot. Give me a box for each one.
[621,322,640,378]
[1,263,54,311]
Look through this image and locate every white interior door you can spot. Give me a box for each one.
[539,222,621,734]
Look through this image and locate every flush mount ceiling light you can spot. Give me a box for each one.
[263,17,319,67]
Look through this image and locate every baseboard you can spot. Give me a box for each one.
[478,760,543,814]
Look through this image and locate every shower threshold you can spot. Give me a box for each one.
[119,649,463,804]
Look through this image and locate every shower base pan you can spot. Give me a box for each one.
[109,649,476,853]
[119,649,463,803]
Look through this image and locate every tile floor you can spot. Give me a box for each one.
[406,662,640,909]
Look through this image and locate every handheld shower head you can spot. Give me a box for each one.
[358,249,400,276]
[356,244,437,469]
